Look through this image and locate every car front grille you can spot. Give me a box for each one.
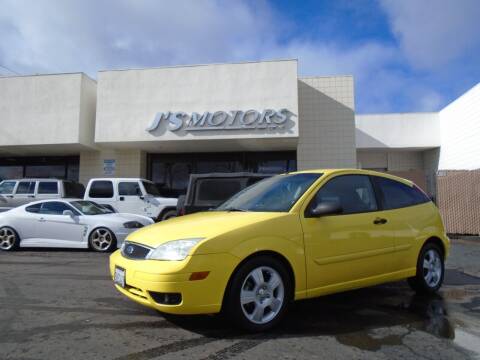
[121,241,152,260]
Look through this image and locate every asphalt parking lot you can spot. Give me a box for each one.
[2,239,480,360]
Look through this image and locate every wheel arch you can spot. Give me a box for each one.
[157,207,177,221]
[221,250,296,310]
[422,236,446,259]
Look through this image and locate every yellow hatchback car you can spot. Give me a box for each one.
[110,169,449,331]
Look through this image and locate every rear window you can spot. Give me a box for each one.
[373,176,430,210]
[38,182,58,194]
[26,203,42,213]
[88,181,114,198]
[64,181,85,198]
[194,178,244,207]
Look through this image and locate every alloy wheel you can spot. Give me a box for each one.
[91,228,113,251]
[423,249,442,288]
[0,227,16,250]
[240,266,285,325]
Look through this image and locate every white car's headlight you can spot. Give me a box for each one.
[147,238,203,261]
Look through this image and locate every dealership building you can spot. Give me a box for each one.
[0,59,479,201]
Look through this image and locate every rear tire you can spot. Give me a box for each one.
[223,256,292,332]
[0,226,19,251]
[408,242,444,294]
[89,227,116,252]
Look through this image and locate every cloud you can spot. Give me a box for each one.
[379,0,480,70]
[0,0,476,113]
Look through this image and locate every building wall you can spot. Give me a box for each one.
[79,149,146,185]
[297,76,356,169]
[357,150,424,171]
[356,112,440,149]
[78,75,97,147]
[439,83,480,170]
[0,73,96,154]
[95,60,299,148]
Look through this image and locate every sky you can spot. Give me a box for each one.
[0,0,479,113]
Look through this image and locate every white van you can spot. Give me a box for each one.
[84,178,177,221]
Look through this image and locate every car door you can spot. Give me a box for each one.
[87,180,116,210]
[0,181,17,210]
[12,181,36,207]
[371,176,433,274]
[301,174,396,296]
[36,201,85,247]
[116,181,147,215]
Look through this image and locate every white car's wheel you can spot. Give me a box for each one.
[89,227,116,252]
[0,226,19,251]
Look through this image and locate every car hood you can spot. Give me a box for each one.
[126,211,287,248]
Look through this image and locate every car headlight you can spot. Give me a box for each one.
[123,221,144,229]
[147,238,203,261]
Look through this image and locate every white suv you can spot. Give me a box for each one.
[0,179,85,212]
[84,178,177,221]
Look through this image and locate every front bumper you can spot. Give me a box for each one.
[109,250,239,314]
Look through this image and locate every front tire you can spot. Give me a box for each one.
[224,256,292,332]
[408,242,444,294]
[0,226,19,251]
[89,227,116,252]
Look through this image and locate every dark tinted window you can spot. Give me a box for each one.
[374,177,430,210]
[119,182,141,196]
[0,181,16,194]
[89,181,114,198]
[26,203,42,213]
[195,179,243,206]
[312,175,377,215]
[39,201,75,215]
[64,181,85,198]
[16,181,35,194]
[38,182,58,194]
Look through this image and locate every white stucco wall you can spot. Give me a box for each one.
[95,60,299,151]
[356,112,440,149]
[297,76,356,169]
[0,73,96,155]
[438,83,480,170]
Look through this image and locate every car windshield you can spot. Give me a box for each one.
[142,181,160,196]
[70,201,112,215]
[216,173,322,212]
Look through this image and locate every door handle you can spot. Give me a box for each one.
[373,217,388,225]
[119,196,125,201]
[39,217,46,222]
[28,195,35,198]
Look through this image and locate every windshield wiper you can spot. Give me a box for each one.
[224,207,248,212]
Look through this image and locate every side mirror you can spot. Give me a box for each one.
[307,201,343,218]
[63,210,75,217]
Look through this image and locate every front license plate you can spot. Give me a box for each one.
[114,266,126,288]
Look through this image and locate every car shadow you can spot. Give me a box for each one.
[160,282,456,349]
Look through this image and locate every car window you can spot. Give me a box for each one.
[312,175,378,215]
[119,182,141,196]
[39,201,76,215]
[38,182,58,194]
[0,181,16,194]
[26,203,42,213]
[142,181,160,196]
[373,176,430,210]
[70,200,111,215]
[195,178,243,206]
[216,173,321,212]
[16,181,35,195]
[89,181,114,198]
[64,181,85,198]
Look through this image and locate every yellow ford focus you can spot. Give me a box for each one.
[110,169,449,331]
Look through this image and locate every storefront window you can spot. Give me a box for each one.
[148,151,296,197]
[0,166,23,181]
[25,165,66,179]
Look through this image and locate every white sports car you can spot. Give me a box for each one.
[0,199,154,252]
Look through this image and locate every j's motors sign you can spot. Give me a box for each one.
[146,109,293,133]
